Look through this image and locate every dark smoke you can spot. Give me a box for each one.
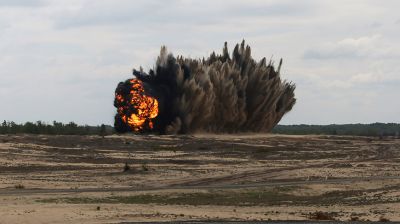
[114,41,296,134]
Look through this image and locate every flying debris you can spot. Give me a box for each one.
[114,41,296,134]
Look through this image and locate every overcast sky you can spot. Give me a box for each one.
[0,0,399,125]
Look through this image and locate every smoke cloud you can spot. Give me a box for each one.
[114,41,296,134]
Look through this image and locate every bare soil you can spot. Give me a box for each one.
[0,134,399,223]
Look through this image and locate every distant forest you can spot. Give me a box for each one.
[0,121,113,136]
[272,123,400,137]
[0,121,399,137]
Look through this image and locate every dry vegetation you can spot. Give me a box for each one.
[0,134,399,223]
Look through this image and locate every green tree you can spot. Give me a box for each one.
[99,124,106,137]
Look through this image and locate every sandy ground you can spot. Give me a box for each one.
[0,134,399,223]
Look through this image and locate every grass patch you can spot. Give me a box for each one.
[14,184,25,189]
[308,211,336,220]
[123,162,131,172]
[141,163,149,172]
[38,185,399,206]
[38,188,305,206]
[379,216,390,222]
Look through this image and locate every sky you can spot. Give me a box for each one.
[0,0,399,126]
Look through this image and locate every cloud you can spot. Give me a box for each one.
[350,73,382,84]
[0,0,46,7]
[303,35,398,60]
[225,1,315,18]
[53,0,314,29]
[54,0,216,29]
[1,0,400,125]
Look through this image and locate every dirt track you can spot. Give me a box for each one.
[0,134,400,223]
[1,176,400,196]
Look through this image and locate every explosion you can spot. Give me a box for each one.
[114,41,296,134]
[114,79,159,132]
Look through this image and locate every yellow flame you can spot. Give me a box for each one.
[117,79,159,131]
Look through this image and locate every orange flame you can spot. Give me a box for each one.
[116,79,159,132]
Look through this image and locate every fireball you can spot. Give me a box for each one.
[115,79,159,132]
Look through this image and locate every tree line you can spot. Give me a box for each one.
[272,123,400,137]
[0,120,113,136]
[1,121,399,136]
